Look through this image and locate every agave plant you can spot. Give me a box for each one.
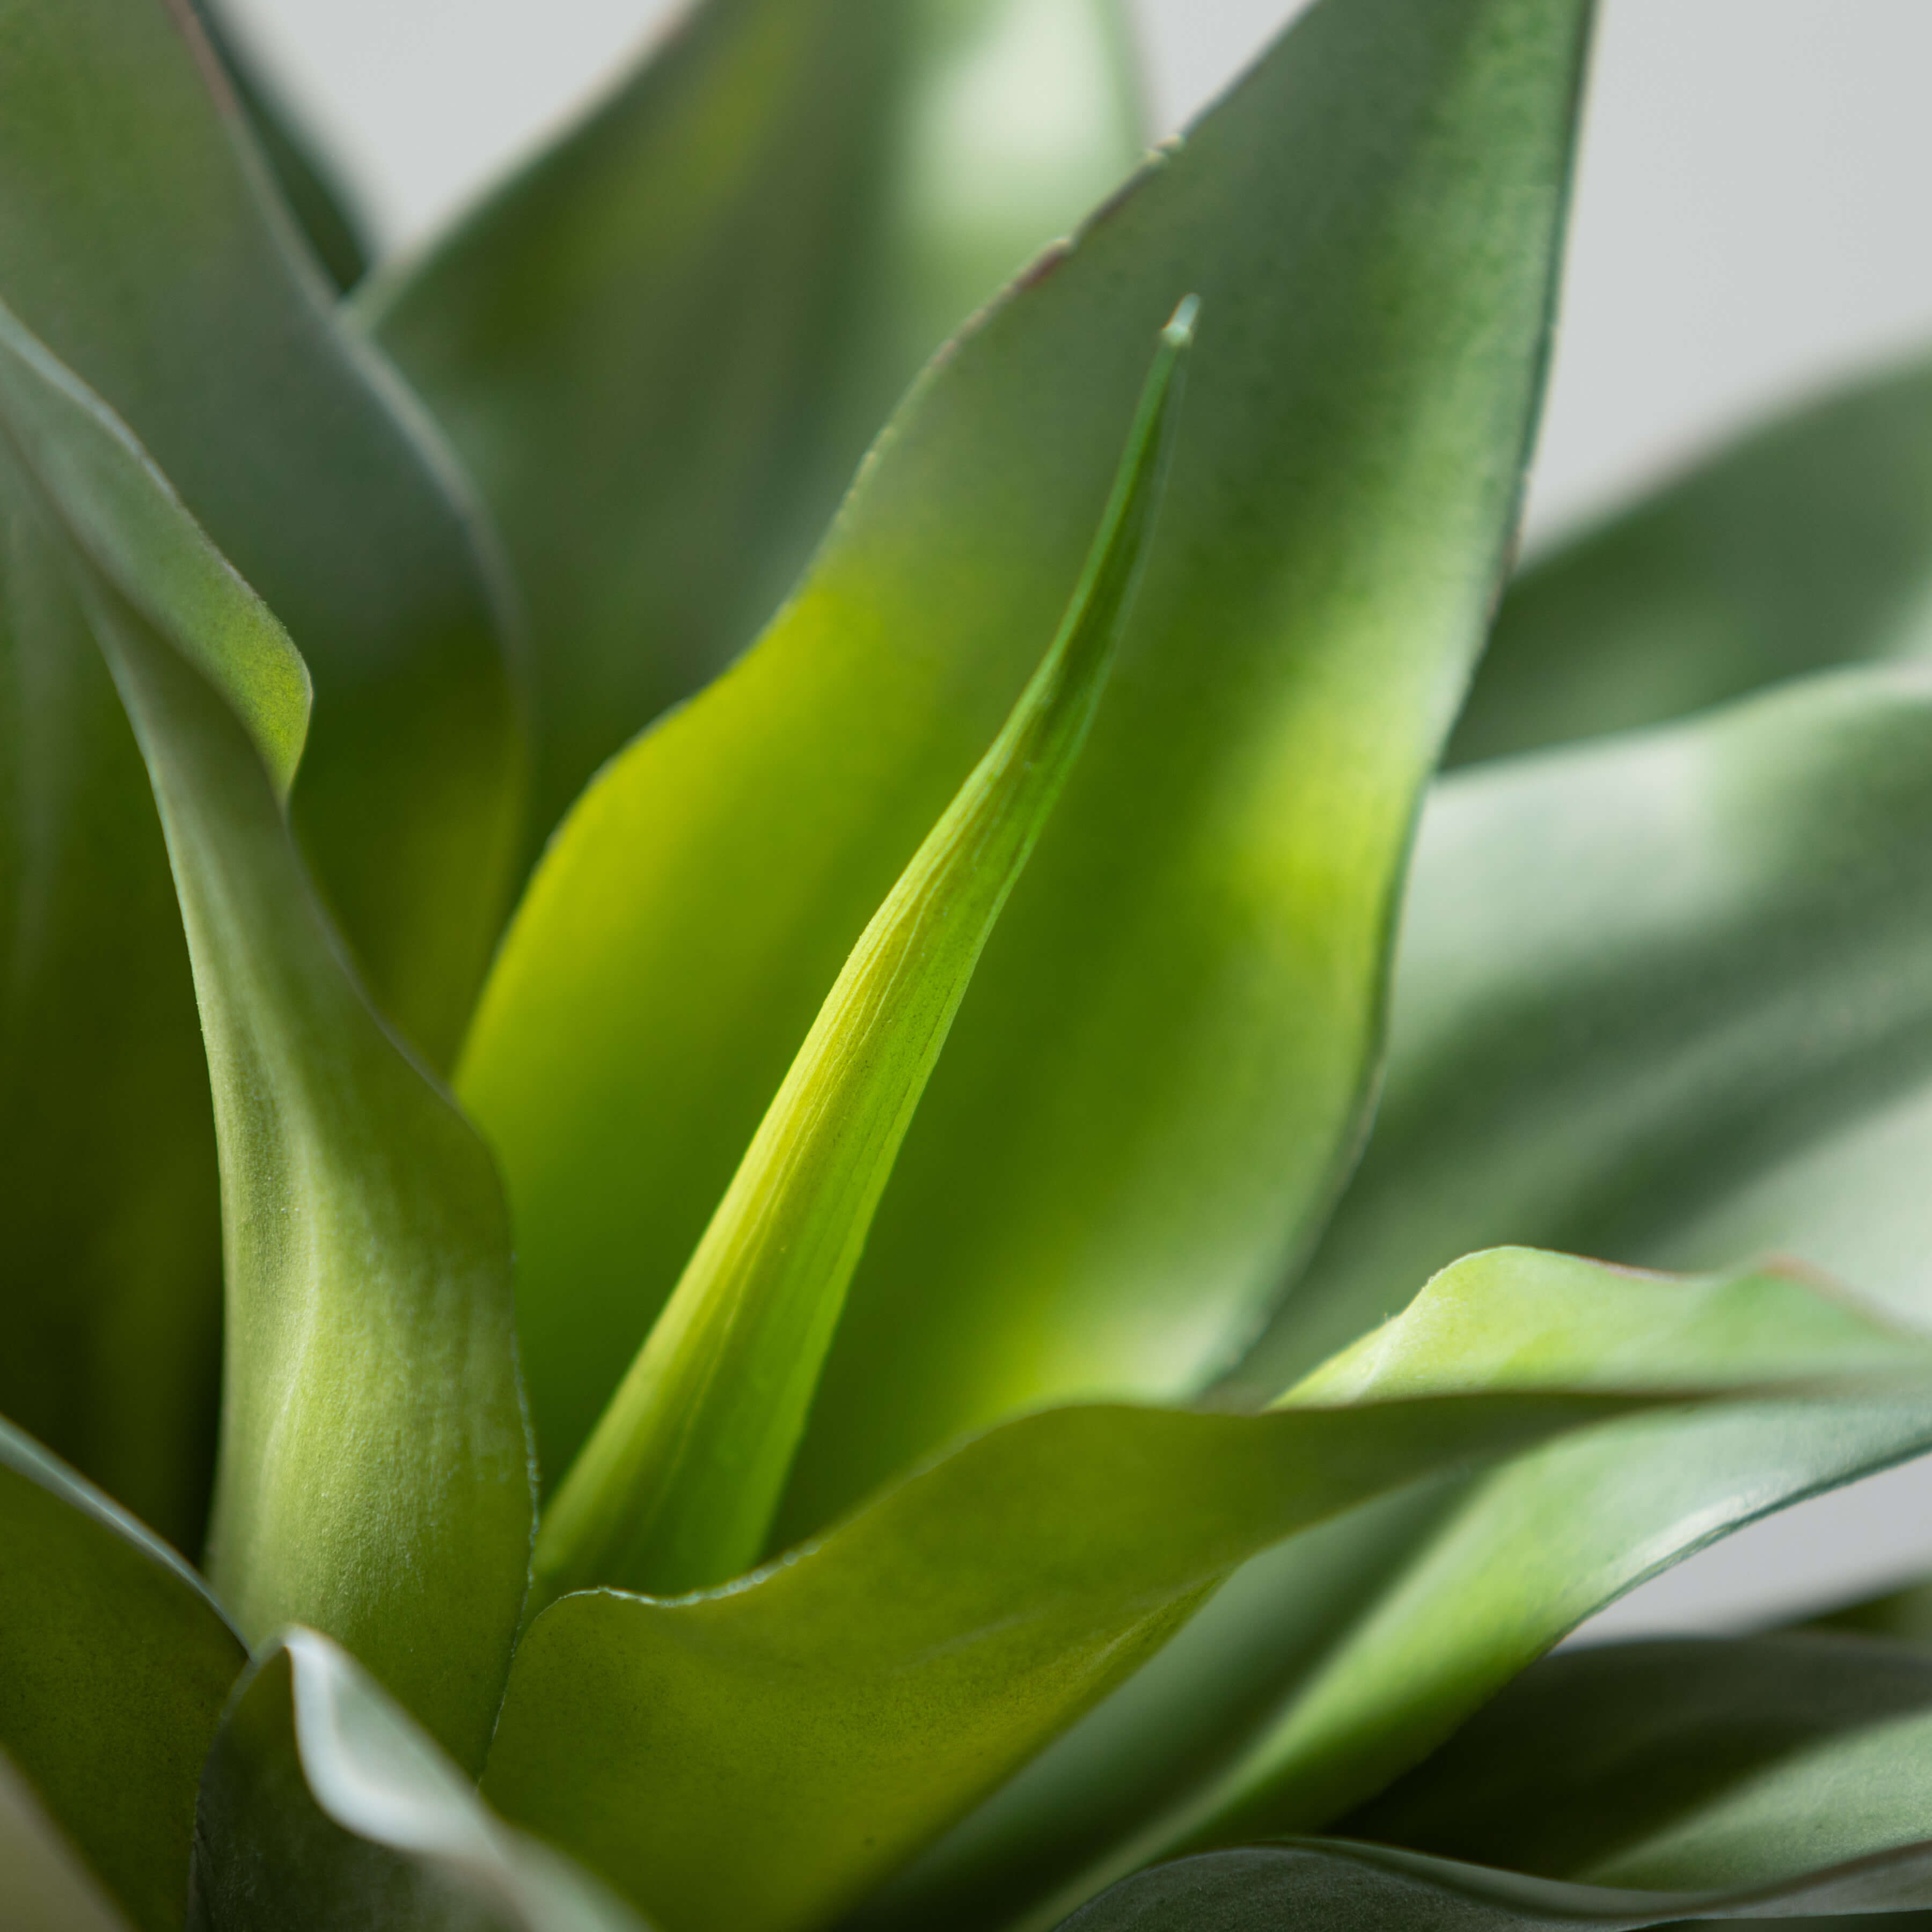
[14,0,1932,1928]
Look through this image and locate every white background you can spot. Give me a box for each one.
[219,0,1932,1634]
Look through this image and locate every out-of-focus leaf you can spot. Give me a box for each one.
[0,0,521,1542]
[1651,1072,1932,1328]
[364,0,1142,841]
[479,1246,1918,1932]
[1232,667,1932,1402]
[188,1629,645,1932]
[187,0,370,291]
[1058,1836,1932,1932]
[0,1417,245,1932]
[0,301,532,1772]
[1,1750,139,1932]
[1345,1633,1932,1889]
[1451,353,1932,768]
[0,0,523,1058]
[458,0,1592,1521]
[535,303,1191,1605]
[1806,1579,1932,1645]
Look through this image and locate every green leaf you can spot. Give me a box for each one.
[188,1629,646,1932]
[1232,665,1932,1402]
[0,0,523,1059]
[0,1417,245,1932]
[186,0,370,291]
[1345,1631,1932,1889]
[479,1246,1916,1932]
[0,0,521,1541]
[0,298,533,1772]
[867,1319,1932,1927]
[1805,1578,1932,1645]
[534,301,1192,1606]
[458,0,1592,1526]
[363,0,1143,841]
[0,1751,138,1932]
[1451,353,1932,769]
[1056,1836,1932,1932]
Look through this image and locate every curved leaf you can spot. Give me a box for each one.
[458,0,1593,1523]
[1451,353,1932,769]
[1058,1838,1932,1932]
[188,1630,645,1932]
[0,0,519,1539]
[0,0,522,1058]
[187,0,370,290]
[1233,665,1932,1402]
[364,0,1142,840]
[868,1341,1932,1927]
[479,1247,1918,1932]
[535,304,1192,1602]
[0,301,533,1772]
[0,1417,245,1932]
[1346,1633,1932,1889]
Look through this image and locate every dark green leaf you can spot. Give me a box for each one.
[187,0,370,290]
[1346,1632,1932,1888]
[1805,1580,1932,1645]
[0,298,532,1772]
[0,1417,245,1932]
[364,0,1142,841]
[534,303,1192,1602]
[457,0,1592,1527]
[188,1630,644,1932]
[480,1247,1916,1932]
[1452,354,1932,768]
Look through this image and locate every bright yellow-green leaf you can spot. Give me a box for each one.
[533,301,1192,1605]
[365,0,1142,843]
[458,0,1593,1533]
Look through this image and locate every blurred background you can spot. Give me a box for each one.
[216,0,1932,1635]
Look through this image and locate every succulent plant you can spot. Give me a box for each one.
[12,1,1932,1929]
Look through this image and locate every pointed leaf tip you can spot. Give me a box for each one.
[531,306,1195,1605]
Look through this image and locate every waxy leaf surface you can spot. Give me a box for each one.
[0,0,519,1543]
[0,1418,245,1932]
[460,0,1592,1526]
[1453,353,1932,767]
[367,0,1141,841]
[866,1298,1932,1927]
[479,1247,1916,1932]
[189,1630,645,1932]
[1234,666,1932,1400]
[0,0,521,1055]
[1348,1633,1932,1889]
[0,304,533,1772]
[537,306,1190,1603]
